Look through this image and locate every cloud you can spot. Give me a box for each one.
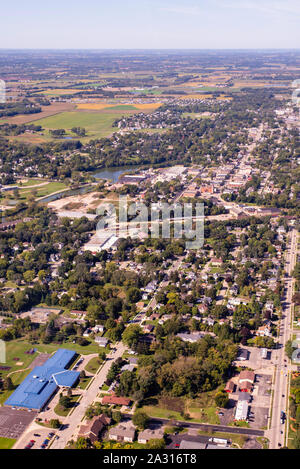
[220,0,300,16]
[159,5,204,16]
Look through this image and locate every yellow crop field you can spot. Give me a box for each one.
[76,102,162,111]
[76,103,114,110]
[180,94,214,99]
[135,103,162,110]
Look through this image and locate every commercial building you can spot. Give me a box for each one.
[235,400,249,421]
[5,349,80,411]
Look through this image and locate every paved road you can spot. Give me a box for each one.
[49,343,127,449]
[267,229,298,449]
[122,414,264,437]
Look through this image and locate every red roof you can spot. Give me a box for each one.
[102,395,131,406]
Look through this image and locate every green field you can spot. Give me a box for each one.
[0,438,16,450]
[33,111,122,140]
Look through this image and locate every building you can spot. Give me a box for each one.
[5,349,80,411]
[237,348,249,361]
[108,423,136,442]
[238,392,251,403]
[225,380,236,393]
[78,415,111,443]
[235,401,249,421]
[138,428,165,444]
[179,440,207,449]
[102,395,131,407]
[95,336,109,348]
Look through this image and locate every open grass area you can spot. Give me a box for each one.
[77,376,93,390]
[0,339,38,378]
[33,111,123,140]
[0,368,32,405]
[85,357,102,375]
[54,394,81,417]
[140,392,220,425]
[0,437,17,450]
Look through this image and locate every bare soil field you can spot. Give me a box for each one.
[1,102,77,125]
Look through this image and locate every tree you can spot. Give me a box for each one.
[59,395,71,409]
[132,411,149,430]
[3,376,14,391]
[50,419,61,429]
[215,391,229,408]
[122,324,142,350]
[146,439,166,449]
[126,287,142,304]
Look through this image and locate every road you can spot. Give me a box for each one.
[122,414,264,437]
[49,342,127,449]
[267,228,298,449]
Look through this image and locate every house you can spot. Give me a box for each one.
[102,395,131,407]
[211,257,223,266]
[83,328,92,338]
[225,380,236,393]
[138,427,165,444]
[142,324,154,333]
[144,281,158,294]
[95,336,109,348]
[121,364,136,373]
[93,325,105,334]
[78,414,111,443]
[203,317,215,327]
[176,332,205,343]
[239,381,253,393]
[237,348,249,361]
[108,423,136,442]
[257,324,272,338]
[239,370,255,384]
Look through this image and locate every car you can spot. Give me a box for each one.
[175,443,180,448]
[33,433,40,437]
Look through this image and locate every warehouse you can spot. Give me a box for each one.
[5,349,80,411]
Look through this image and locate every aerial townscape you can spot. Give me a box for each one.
[0,0,300,457]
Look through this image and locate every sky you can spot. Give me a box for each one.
[1,0,300,49]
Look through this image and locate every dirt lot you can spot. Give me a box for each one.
[29,354,50,369]
[0,407,36,439]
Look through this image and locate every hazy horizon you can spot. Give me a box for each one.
[1,0,300,49]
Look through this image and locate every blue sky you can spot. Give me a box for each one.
[1,0,300,49]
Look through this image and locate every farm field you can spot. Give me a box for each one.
[33,111,126,140]
[0,103,76,126]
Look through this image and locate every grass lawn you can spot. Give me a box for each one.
[85,357,102,374]
[17,181,68,199]
[54,394,81,417]
[77,376,93,390]
[0,369,32,406]
[33,111,123,140]
[0,438,17,450]
[32,340,104,356]
[0,339,38,378]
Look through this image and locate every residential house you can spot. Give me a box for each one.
[138,427,165,444]
[78,414,111,443]
[108,423,136,443]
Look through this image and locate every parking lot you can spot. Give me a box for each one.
[249,374,272,429]
[0,407,36,440]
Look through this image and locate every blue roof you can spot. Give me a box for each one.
[5,349,80,410]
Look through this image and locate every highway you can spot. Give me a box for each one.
[267,228,298,449]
